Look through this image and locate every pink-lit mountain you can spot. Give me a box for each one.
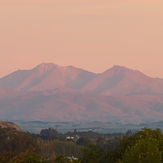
[0,63,98,92]
[0,63,163,123]
[1,63,163,96]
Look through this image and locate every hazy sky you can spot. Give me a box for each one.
[0,0,163,78]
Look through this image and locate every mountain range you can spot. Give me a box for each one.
[0,63,163,123]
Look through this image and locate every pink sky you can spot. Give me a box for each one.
[0,0,163,78]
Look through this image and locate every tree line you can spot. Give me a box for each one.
[1,126,163,162]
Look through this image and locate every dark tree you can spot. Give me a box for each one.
[40,128,58,140]
[76,137,92,147]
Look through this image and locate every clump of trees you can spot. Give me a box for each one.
[0,126,43,162]
[76,137,93,147]
[40,128,58,140]
[0,126,39,155]
[79,128,163,163]
[114,128,163,163]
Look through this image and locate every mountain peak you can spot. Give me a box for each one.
[110,65,143,75]
[112,65,130,70]
[103,65,130,75]
[36,63,59,70]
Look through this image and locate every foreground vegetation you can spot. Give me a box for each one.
[1,125,163,162]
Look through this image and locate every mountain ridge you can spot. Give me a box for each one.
[0,63,163,123]
[1,63,163,96]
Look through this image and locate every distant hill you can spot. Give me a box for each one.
[0,63,163,123]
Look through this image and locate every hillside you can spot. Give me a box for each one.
[0,121,23,131]
[0,91,163,123]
